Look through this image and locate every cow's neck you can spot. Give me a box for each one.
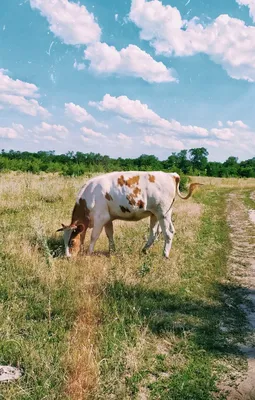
[71,197,90,225]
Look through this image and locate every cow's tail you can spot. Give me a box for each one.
[173,173,203,200]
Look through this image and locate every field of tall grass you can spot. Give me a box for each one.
[0,172,255,399]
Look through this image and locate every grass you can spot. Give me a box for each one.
[0,172,254,399]
[95,187,250,399]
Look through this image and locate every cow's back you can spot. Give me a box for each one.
[78,171,177,220]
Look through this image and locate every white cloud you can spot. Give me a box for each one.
[0,123,25,139]
[117,132,133,145]
[227,120,249,129]
[236,0,255,22]
[84,42,177,83]
[0,127,18,139]
[90,94,208,137]
[0,69,50,117]
[80,126,106,138]
[209,120,255,156]
[0,69,39,97]
[211,127,235,141]
[0,94,50,117]
[73,60,86,71]
[34,122,68,139]
[143,134,184,150]
[29,0,101,45]
[211,120,249,141]
[65,102,108,128]
[129,0,255,82]
[65,102,96,124]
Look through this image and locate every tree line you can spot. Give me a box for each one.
[0,148,254,178]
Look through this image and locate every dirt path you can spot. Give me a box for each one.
[226,192,255,399]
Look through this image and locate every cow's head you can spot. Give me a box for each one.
[56,222,85,257]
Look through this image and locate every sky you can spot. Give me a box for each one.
[0,0,255,162]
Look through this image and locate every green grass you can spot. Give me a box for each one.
[96,189,250,399]
[242,189,255,209]
[0,173,254,399]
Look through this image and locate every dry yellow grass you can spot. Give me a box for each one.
[190,175,255,188]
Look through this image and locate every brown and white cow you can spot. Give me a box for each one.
[57,171,201,258]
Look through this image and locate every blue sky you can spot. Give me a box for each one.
[0,0,255,161]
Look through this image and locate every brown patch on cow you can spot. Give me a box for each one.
[126,194,136,206]
[148,174,156,183]
[126,175,140,187]
[105,192,113,201]
[71,198,90,225]
[117,175,140,188]
[120,205,131,213]
[174,175,180,185]
[137,200,145,209]
[68,224,85,256]
[133,187,141,197]
[117,175,126,187]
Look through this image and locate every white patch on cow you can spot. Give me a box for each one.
[63,229,72,257]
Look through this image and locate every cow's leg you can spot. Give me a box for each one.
[88,215,110,255]
[158,214,175,258]
[142,214,160,253]
[104,220,116,253]
[80,224,88,254]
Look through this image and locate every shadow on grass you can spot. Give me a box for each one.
[46,236,65,258]
[103,280,252,357]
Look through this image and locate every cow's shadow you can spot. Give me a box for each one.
[103,280,253,357]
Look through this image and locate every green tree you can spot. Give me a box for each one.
[189,147,209,174]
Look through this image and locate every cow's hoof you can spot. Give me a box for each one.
[142,248,148,254]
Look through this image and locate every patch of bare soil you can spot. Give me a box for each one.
[224,192,255,400]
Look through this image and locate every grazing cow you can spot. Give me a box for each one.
[57,172,201,258]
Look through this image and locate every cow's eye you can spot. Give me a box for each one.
[73,230,77,234]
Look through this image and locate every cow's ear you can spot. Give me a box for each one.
[76,224,85,234]
[56,223,67,232]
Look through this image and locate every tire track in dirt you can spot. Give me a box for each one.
[226,192,255,400]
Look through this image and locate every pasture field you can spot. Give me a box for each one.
[0,172,255,400]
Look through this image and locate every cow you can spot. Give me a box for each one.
[57,171,201,258]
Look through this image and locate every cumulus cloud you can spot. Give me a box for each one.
[129,0,255,82]
[236,0,255,22]
[209,120,255,155]
[0,94,50,117]
[211,127,235,141]
[80,126,106,138]
[0,69,39,97]
[211,120,249,141]
[0,123,25,139]
[34,122,68,139]
[84,42,177,83]
[0,69,50,117]
[90,94,208,137]
[29,0,101,45]
[227,120,249,129]
[65,102,108,128]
